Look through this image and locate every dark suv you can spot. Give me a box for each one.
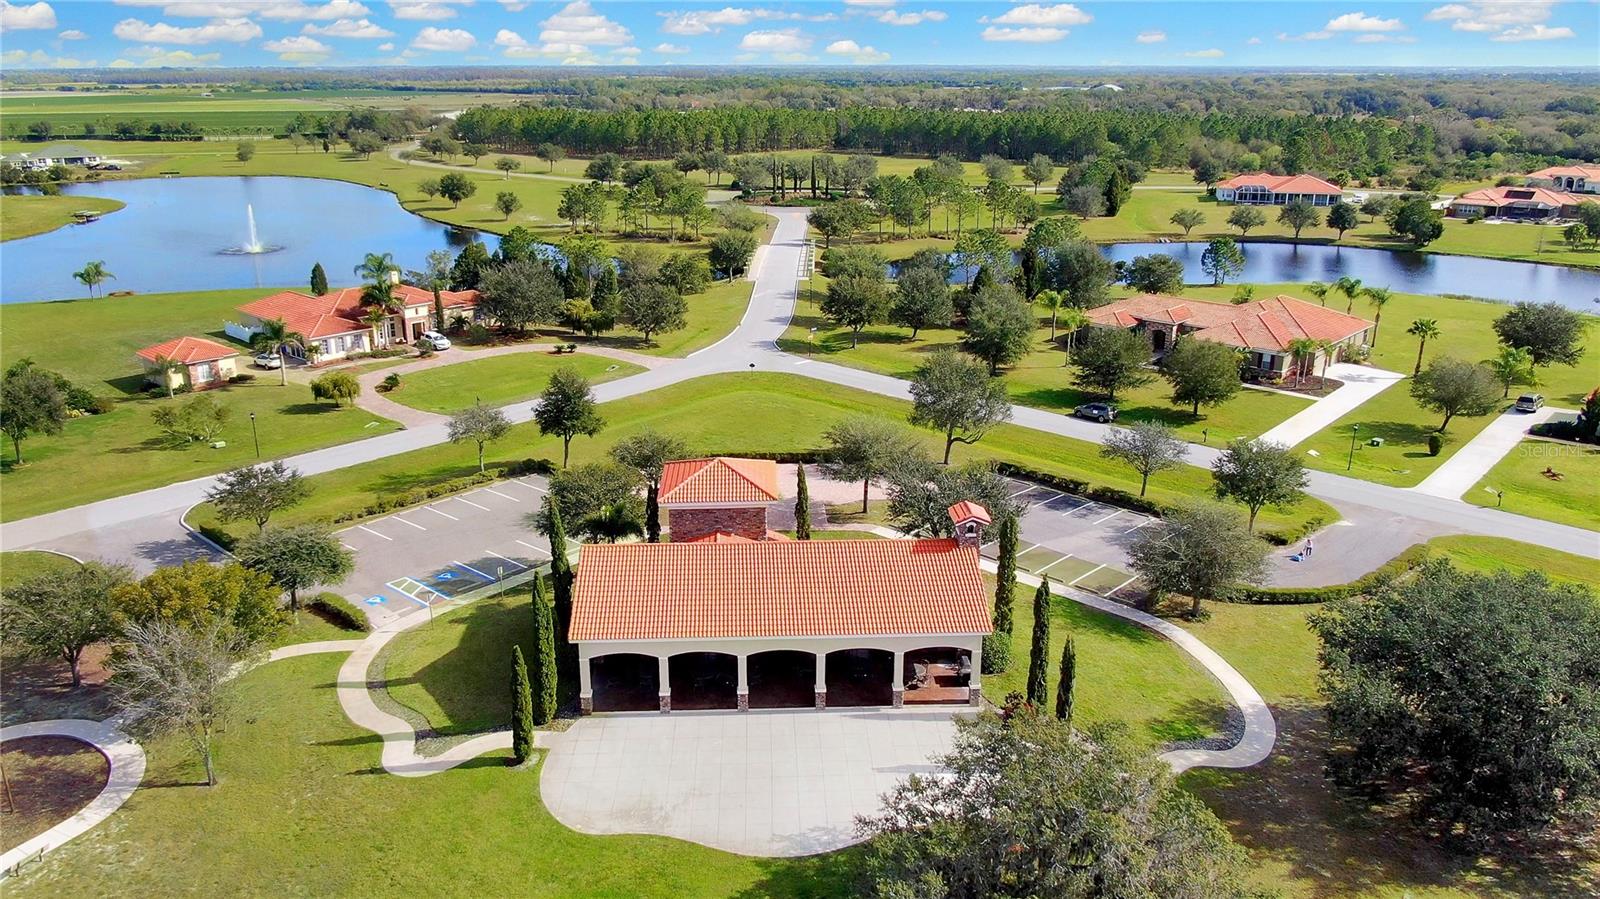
[1073,402,1117,423]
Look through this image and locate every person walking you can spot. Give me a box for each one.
[1303,538,1314,559]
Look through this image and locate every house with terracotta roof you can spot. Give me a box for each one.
[1214,172,1343,207]
[1527,163,1600,196]
[1086,293,1373,378]
[570,458,994,714]
[135,336,241,392]
[1448,185,1582,222]
[225,276,481,362]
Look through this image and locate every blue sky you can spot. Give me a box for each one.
[1,1,1595,70]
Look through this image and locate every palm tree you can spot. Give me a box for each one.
[72,260,114,298]
[150,355,185,398]
[1305,281,1330,307]
[1363,286,1393,345]
[361,306,391,350]
[1036,289,1066,339]
[1334,276,1363,315]
[1286,337,1320,388]
[1057,307,1092,363]
[1405,318,1440,376]
[1315,339,1336,386]
[353,251,399,285]
[251,318,306,387]
[584,502,643,543]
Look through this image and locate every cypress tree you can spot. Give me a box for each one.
[511,645,534,764]
[1026,576,1052,708]
[544,499,577,685]
[432,292,446,332]
[993,515,1018,635]
[644,484,661,543]
[531,576,557,724]
[794,464,812,540]
[1055,630,1076,723]
[310,262,328,296]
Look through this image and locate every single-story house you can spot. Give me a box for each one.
[1448,185,1582,221]
[1,144,103,171]
[1214,172,1343,207]
[1526,163,1600,196]
[227,277,480,362]
[1086,293,1373,377]
[571,456,994,714]
[135,336,241,391]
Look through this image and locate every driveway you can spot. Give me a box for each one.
[1257,362,1405,448]
[540,707,969,856]
[1411,405,1565,499]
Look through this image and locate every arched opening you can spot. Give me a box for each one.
[825,649,894,707]
[590,653,659,712]
[903,647,974,705]
[668,652,737,711]
[747,651,816,709]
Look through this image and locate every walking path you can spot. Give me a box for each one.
[1256,362,1405,448]
[1412,405,1564,499]
[0,718,147,880]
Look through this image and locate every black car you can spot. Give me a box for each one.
[1073,402,1117,423]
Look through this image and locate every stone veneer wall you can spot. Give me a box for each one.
[667,506,769,542]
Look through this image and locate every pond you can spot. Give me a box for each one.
[1,177,499,304]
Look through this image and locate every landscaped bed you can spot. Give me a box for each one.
[0,736,111,854]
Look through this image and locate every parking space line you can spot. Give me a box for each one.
[1067,563,1106,586]
[1065,501,1099,517]
[1035,553,1074,574]
[509,479,545,493]
[1009,484,1038,499]
[357,524,391,541]
[479,487,518,502]
[452,559,497,581]
[516,539,550,556]
[454,496,491,511]
[1018,542,1040,555]
[390,515,427,531]
[1122,518,1154,534]
[483,550,528,571]
[424,505,459,521]
[1091,509,1123,526]
[1107,574,1140,595]
[341,542,359,552]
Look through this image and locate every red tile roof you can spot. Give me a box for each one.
[947,501,992,525]
[659,457,781,506]
[1216,172,1343,195]
[1528,164,1600,181]
[236,284,480,340]
[1087,294,1372,352]
[1454,185,1579,209]
[682,530,796,543]
[571,538,992,641]
[135,336,240,365]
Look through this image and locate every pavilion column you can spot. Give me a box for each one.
[658,655,671,714]
[814,652,827,710]
[578,654,593,715]
[736,654,749,712]
[968,643,983,707]
[891,649,904,708]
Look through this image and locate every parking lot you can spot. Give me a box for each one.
[336,473,573,626]
[985,477,1149,602]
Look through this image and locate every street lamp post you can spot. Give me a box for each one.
[1346,423,1360,471]
[249,411,260,459]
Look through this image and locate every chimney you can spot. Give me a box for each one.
[388,270,401,286]
[947,501,992,548]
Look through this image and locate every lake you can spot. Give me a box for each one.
[1,177,499,304]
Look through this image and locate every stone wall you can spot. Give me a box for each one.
[668,506,769,542]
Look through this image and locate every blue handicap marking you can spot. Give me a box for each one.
[436,571,458,581]
[365,595,386,605]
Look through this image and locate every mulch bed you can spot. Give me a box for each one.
[0,736,111,853]
[0,645,116,728]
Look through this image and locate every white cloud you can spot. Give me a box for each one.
[1426,1,1555,32]
[660,7,756,36]
[388,0,465,21]
[1325,11,1404,32]
[1,1,56,31]
[825,38,888,62]
[498,0,526,10]
[985,3,1091,27]
[110,0,368,17]
[739,27,811,53]
[263,34,328,51]
[1353,32,1415,43]
[303,17,392,37]
[843,0,894,6]
[981,25,1066,42]
[108,47,222,65]
[1278,30,1333,41]
[58,27,86,39]
[876,9,944,26]
[540,0,630,46]
[1246,36,1262,44]
[1134,29,1164,43]
[409,24,473,50]
[260,0,370,19]
[112,16,262,44]
[654,41,688,53]
[1491,23,1574,41]
[1184,47,1224,58]
[376,40,392,49]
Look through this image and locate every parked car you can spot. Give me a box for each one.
[1073,402,1117,423]
[418,330,452,351]
[253,352,282,370]
[1514,393,1545,412]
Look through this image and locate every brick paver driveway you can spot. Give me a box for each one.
[540,707,971,856]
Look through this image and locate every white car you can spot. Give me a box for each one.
[418,330,452,351]
[254,352,283,370]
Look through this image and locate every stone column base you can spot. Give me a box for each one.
[737,691,749,712]
[892,688,904,709]
[814,690,826,710]
[579,695,593,715]
[658,693,672,713]
[968,686,982,706]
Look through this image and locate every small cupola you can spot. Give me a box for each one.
[947,501,992,548]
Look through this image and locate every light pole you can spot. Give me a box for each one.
[249,411,260,459]
[1346,423,1360,471]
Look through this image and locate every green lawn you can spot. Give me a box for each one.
[0,550,79,589]
[190,372,1333,546]
[388,352,643,415]
[1463,439,1600,530]
[1,653,855,897]
[780,281,1311,447]
[1425,535,1599,587]
[583,278,753,358]
[0,194,124,241]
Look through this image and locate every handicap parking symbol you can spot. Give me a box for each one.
[436,571,458,581]
[365,595,386,605]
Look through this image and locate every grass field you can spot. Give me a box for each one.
[388,352,643,415]
[1464,438,1600,529]
[1425,534,1600,586]
[0,194,124,241]
[780,278,1312,448]
[189,372,1334,545]
[0,550,79,589]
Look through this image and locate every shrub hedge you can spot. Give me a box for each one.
[1228,544,1431,605]
[310,591,371,632]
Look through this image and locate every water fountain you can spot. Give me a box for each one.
[222,202,282,255]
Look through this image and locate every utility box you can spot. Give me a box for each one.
[211,440,227,449]
[1368,437,1384,447]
